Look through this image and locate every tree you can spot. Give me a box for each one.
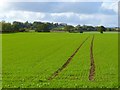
[64,25,74,32]
[12,21,24,32]
[24,21,33,30]
[35,24,44,32]
[86,26,96,31]
[97,26,106,33]
[35,23,50,32]
[75,25,83,33]
[2,22,13,33]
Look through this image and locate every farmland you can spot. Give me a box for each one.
[0,34,2,89]
[2,32,118,88]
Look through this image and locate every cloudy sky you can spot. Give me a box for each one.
[0,0,119,27]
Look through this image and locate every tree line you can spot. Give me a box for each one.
[1,21,117,33]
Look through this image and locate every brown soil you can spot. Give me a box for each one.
[89,35,95,81]
[48,36,90,80]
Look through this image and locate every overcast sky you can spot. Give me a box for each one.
[0,0,119,27]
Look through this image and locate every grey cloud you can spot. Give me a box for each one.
[9,2,116,15]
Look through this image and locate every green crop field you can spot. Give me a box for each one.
[2,32,118,88]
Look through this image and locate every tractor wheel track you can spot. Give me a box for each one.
[89,35,95,81]
[48,36,90,80]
